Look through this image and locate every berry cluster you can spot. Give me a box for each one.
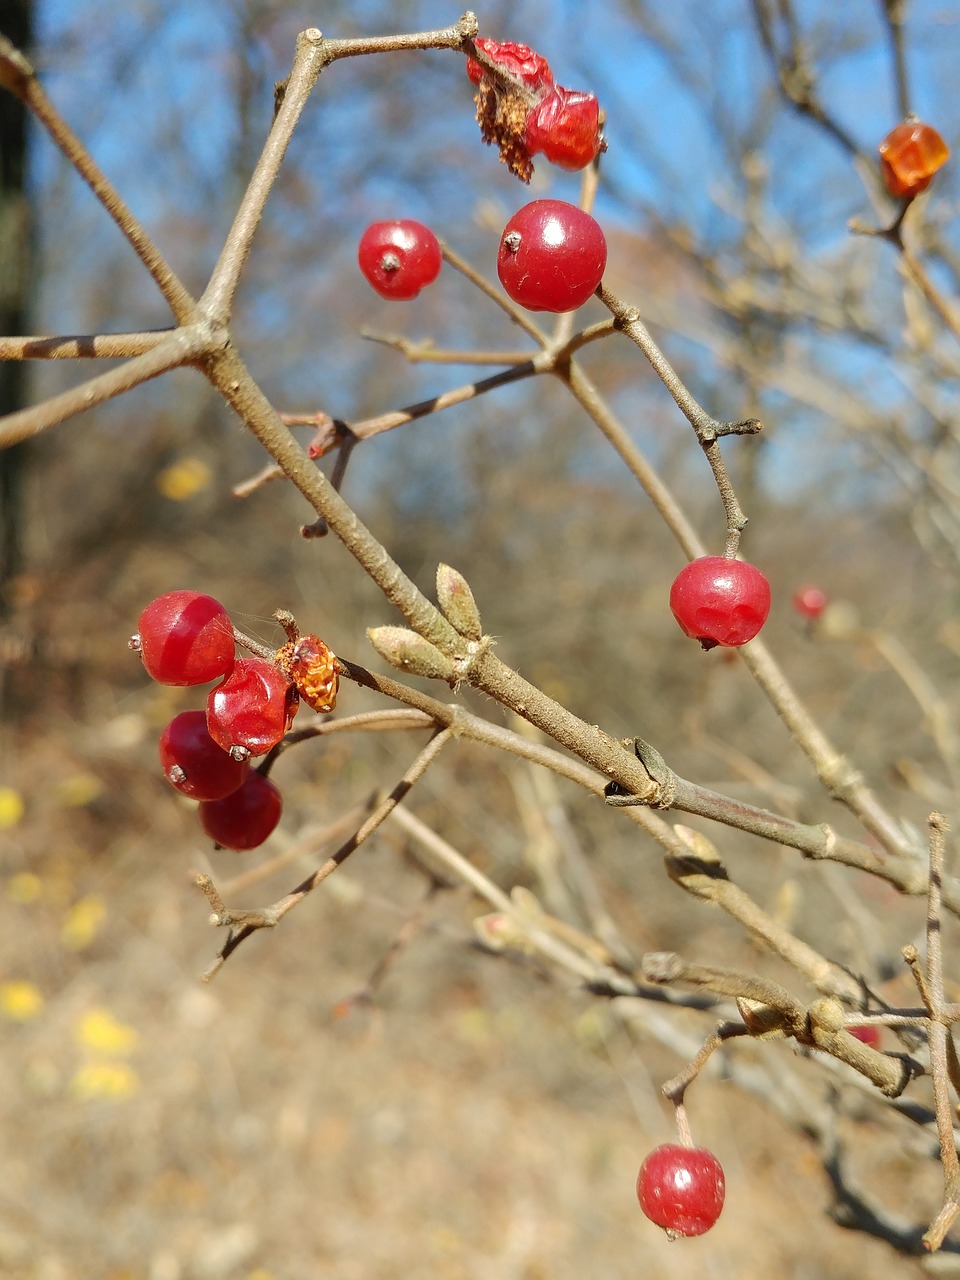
[131,590,338,850]
[466,36,603,181]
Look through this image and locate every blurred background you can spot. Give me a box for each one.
[1,0,960,1275]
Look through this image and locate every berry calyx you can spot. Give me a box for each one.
[133,590,235,686]
[199,771,283,850]
[465,37,554,92]
[878,119,950,199]
[792,584,828,620]
[669,556,771,650]
[357,220,442,301]
[275,633,339,713]
[524,86,603,171]
[637,1144,725,1238]
[497,200,607,313]
[206,657,299,758]
[159,710,249,801]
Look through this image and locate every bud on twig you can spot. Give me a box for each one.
[436,563,483,640]
[367,626,457,682]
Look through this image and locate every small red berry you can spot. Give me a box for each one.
[878,119,950,199]
[637,1144,725,1238]
[206,657,299,758]
[849,1024,882,1048]
[159,710,249,801]
[133,590,235,686]
[497,200,607,313]
[524,86,602,171]
[792,585,828,620]
[670,556,771,650]
[357,220,442,301]
[465,37,554,91]
[199,771,282,850]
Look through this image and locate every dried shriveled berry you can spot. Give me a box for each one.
[524,86,603,171]
[206,657,299,758]
[275,633,339,713]
[466,37,553,92]
[878,119,950,198]
[199,772,282,850]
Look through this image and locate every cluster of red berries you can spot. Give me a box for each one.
[466,36,603,176]
[878,118,950,200]
[358,200,607,315]
[131,590,338,850]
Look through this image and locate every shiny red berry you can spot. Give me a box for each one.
[159,710,249,801]
[358,220,442,300]
[524,86,602,171]
[637,1144,725,1238]
[199,772,282,850]
[878,120,949,198]
[465,37,554,91]
[792,585,828,620]
[497,200,606,313]
[206,657,298,758]
[670,556,771,649]
[133,590,235,686]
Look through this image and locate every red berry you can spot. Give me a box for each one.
[199,771,282,850]
[465,37,554,91]
[878,119,950,198]
[497,200,607,313]
[357,220,442,301]
[524,86,602,171]
[159,710,249,800]
[637,1144,725,1238]
[133,591,235,686]
[670,556,771,650]
[206,657,299,758]
[849,1024,882,1048]
[792,584,828,620]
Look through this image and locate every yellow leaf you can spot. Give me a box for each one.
[156,456,212,501]
[75,1007,139,1055]
[0,980,44,1022]
[70,1060,139,1100]
[0,787,24,829]
[6,872,43,904]
[61,894,106,950]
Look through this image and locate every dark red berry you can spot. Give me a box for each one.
[358,220,442,301]
[206,657,298,758]
[879,120,949,198]
[133,590,235,686]
[849,1024,882,1048]
[669,556,771,649]
[524,86,602,171]
[199,772,282,850]
[465,37,554,91]
[497,200,606,313]
[637,1144,725,1238]
[159,710,249,801]
[792,585,828,620]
